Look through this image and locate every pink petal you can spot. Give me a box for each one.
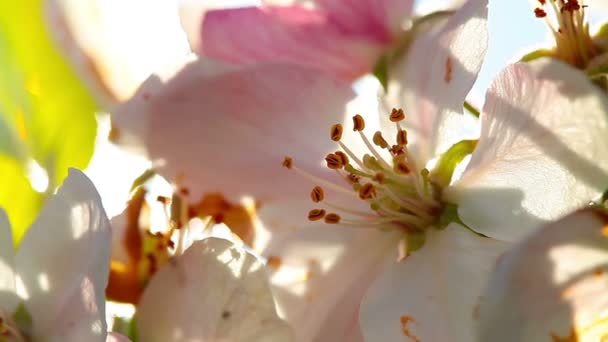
[201,6,384,81]
[316,0,414,39]
[16,169,112,340]
[112,61,355,203]
[381,0,488,163]
[106,332,132,342]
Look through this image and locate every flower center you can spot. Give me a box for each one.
[534,0,599,68]
[284,108,444,238]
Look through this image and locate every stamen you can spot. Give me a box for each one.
[330,123,343,141]
[335,151,349,166]
[308,209,326,221]
[373,172,385,184]
[282,157,293,169]
[352,114,365,131]
[325,153,344,169]
[393,155,411,175]
[324,213,341,224]
[396,129,408,146]
[389,108,405,122]
[535,8,547,18]
[311,186,324,203]
[358,130,392,169]
[284,156,356,196]
[373,131,389,149]
[358,183,376,200]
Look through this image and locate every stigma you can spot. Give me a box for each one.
[284,108,443,234]
[533,0,599,68]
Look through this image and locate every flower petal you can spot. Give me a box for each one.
[315,0,414,39]
[381,0,488,163]
[106,332,132,342]
[16,169,112,341]
[201,6,384,81]
[447,60,608,242]
[0,209,17,312]
[478,208,608,342]
[137,237,293,342]
[258,207,399,341]
[46,0,191,103]
[360,224,508,342]
[112,60,355,202]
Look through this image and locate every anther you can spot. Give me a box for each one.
[397,129,408,146]
[389,108,405,122]
[325,153,343,169]
[373,131,389,148]
[390,145,404,156]
[373,172,386,184]
[282,156,293,169]
[311,186,324,203]
[347,173,361,184]
[393,155,411,174]
[352,114,365,131]
[359,183,376,200]
[308,209,326,221]
[330,124,343,141]
[335,151,349,166]
[538,0,545,4]
[324,213,341,224]
[534,7,547,17]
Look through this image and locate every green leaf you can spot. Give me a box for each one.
[430,139,477,189]
[0,155,42,245]
[0,0,98,189]
[520,48,554,63]
[0,0,98,243]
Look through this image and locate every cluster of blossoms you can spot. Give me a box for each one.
[3,0,608,341]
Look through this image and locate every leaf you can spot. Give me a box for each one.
[430,139,477,189]
[0,155,42,245]
[0,0,98,189]
[0,0,98,243]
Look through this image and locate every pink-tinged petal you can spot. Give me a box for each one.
[178,0,226,51]
[16,169,111,341]
[360,224,508,342]
[382,0,488,164]
[46,0,191,104]
[0,209,18,313]
[447,60,608,242]
[316,0,414,39]
[106,332,132,342]
[478,208,608,342]
[112,61,355,202]
[201,6,384,81]
[257,198,399,341]
[137,237,293,342]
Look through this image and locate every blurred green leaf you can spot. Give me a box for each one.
[0,156,43,244]
[0,0,98,243]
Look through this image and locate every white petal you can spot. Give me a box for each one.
[46,0,191,103]
[258,203,399,341]
[478,208,608,342]
[448,60,608,242]
[360,224,508,342]
[137,237,293,342]
[0,209,17,312]
[381,0,488,164]
[16,169,112,341]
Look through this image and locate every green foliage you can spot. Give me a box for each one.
[0,0,98,243]
[430,139,477,189]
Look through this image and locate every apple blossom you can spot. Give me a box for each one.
[0,169,122,342]
[477,207,608,342]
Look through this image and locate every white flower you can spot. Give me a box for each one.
[0,169,116,341]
